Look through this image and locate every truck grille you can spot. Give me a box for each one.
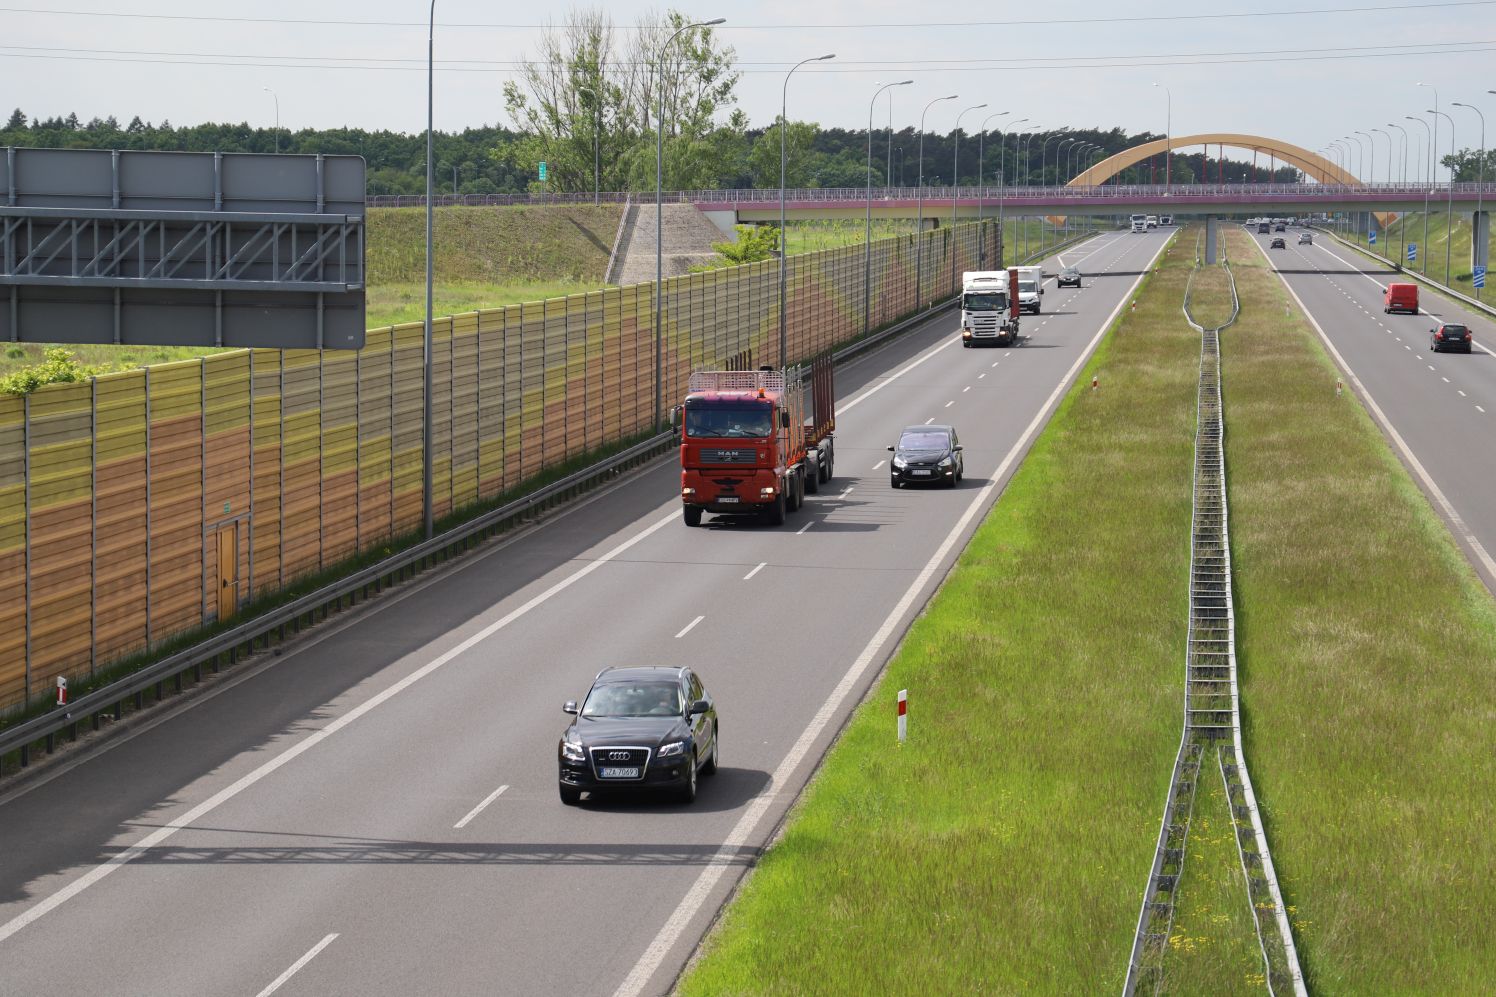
[699,448,756,464]
[971,314,999,331]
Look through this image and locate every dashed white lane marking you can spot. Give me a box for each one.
[872,459,886,470]
[454,784,509,830]
[796,521,813,535]
[1459,390,1467,397]
[254,934,340,997]
[1479,405,1488,414]
[674,615,705,639]
[1428,365,1436,371]
[978,373,987,379]
[742,562,766,581]
[944,400,954,408]
[962,385,971,392]
[924,417,935,424]
[991,361,999,367]
[840,485,854,497]
[1443,377,1450,383]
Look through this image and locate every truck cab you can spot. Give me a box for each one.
[1130,214,1147,233]
[676,360,834,527]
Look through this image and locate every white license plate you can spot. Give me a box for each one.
[599,766,640,779]
[718,497,739,504]
[911,470,932,476]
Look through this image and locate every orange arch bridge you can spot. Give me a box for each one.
[1061,132,1392,227]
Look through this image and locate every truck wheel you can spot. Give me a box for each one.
[683,505,702,527]
[766,490,786,526]
[786,471,802,512]
[820,445,833,484]
[805,457,820,494]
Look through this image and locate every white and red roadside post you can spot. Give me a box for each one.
[897,689,907,743]
[56,675,68,707]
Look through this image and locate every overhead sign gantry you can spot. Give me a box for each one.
[1,147,365,349]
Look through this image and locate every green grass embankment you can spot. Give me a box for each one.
[1226,225,1496,992]
[1377,210,1494,289]
[679,232,1197,994]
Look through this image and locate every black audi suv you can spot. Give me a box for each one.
[558,666,718,805]
[889,424,963,488]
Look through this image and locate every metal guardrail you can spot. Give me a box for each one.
[1125,235,1303,995]
[369,182,1496,210]
[0,431,674,772]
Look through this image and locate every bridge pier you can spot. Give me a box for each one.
[1205,215,1218,265]
[1473,211,1490,272]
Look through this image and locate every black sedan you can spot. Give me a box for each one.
[889,425,963,488]
[1269,237,1286,249]
[1430,323,1473,353]
[558,666,717,804]
[1057,266,1082,288]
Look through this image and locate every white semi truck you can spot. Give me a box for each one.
[959,270,1021,347]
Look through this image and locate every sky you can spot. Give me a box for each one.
[1,0,1492,181]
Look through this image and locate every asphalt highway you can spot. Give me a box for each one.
[0,228,1173,997]
[1247,227,1496,590]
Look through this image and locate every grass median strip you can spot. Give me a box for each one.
[679,237,1198,994]
[1227,225,1496,992]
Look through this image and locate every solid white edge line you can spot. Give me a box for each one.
[253,933,339,997]
[742,562,766,581]
[453,784,509,830]
[673,615,705,640]
[0,510,679,945]
[1266,246,1496,583]
[610,229,1170,997]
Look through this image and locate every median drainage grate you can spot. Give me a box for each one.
[1123,239,1305,996]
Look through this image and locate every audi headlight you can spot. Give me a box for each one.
[892,456,907,469]
[561,739,585,762]
[657,740,688,759]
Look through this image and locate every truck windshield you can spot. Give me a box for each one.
[685,402,773,438]
[1018,280,1037,294]
[963,292,1006,311]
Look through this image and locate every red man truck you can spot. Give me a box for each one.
[674,356,835,527]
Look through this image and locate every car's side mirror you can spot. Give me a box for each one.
[887,445,895,452]
[669,406,681,433]
[780,410,790,428]
[688,698,711,716]
[563,700,579,715]
[953,445,963,452]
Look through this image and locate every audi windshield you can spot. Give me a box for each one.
[582,681,683,717]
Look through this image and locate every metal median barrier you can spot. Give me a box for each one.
[1124,236,1304,995]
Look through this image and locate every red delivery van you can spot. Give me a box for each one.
[1383,282,1419,314]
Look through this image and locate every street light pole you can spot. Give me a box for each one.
[1419,82,1440,180]
[1019,128,1042,258]
[952,103,987,289]
[1429,108,1456,287]
[262,87,280,154]
[780,52,835,366]
[1407,115,1433,274]
[977,110,1009,265]
[916,95,958,310]
[1039,131,1066,251]
[1387,122,1408,183]
[422,2,435,538]
[1452,101,1486,299]
[866,80,912,337]
[1153,83,1171,190]
[1356,130,1374,246]
[656,17,725,431]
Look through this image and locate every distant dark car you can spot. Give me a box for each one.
[1269,237,1286,249]
[558,666,717,805]
[889,424,963,488]
[1057,266,1082,288]
[1430,323,1473,353]
[1274,223,1286,232]
[1258,222,1271,233]
[1298,232,1313,245]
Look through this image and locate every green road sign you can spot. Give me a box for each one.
[538,161,547,181]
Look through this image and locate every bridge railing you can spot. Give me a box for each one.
[368,182,1496,208]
